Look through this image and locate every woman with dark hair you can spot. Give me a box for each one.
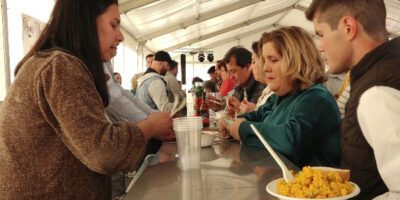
[216,60,235,97]
[0,0,174,199]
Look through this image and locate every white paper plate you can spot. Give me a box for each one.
[266,178,360,200]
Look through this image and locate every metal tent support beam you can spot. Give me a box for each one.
[201,24,276,50]
[1,0,10,90]
[119,0,159,14]
[163,5,293,52]
[137,0,264,42]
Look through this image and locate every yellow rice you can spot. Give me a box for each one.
[277,166,355,198]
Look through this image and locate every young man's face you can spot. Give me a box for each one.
[313,13,352,74]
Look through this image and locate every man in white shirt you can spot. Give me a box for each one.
[306,0,400,199]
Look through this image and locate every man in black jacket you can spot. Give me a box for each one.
[224,46,266,107]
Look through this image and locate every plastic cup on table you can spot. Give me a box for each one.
[173,117,203,170]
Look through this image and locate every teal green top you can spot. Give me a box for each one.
[238,84,341,168]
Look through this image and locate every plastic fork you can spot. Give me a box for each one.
[250,124,295,182]
[208,99,224,105]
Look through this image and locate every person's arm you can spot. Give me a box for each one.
[239,100,257,113]
[120,88,156,115]
[148,79,174,111]
[105,66,156,123]
[358,86,400,198]
[238,91,339,155]
[40,55,147,175]
[374,192,400,200]
[238,95,275,122]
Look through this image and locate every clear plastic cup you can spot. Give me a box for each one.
[180,170,203,200]
[173,117,203,170]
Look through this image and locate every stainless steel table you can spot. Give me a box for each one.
[124,140,299,200]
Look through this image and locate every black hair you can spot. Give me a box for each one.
[169,60,178,70]
[223,46,252,68]
[113,72,121,76]
[207,66,215,74]
[192,77,203,85]
[203,80,217,92]
[15,0,118,107]
[216,60,227,71]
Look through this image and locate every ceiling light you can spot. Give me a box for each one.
[207,52,214,62]
[198,52,205,62]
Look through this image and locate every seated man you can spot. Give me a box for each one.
[224,46,266,114]
[136,51,174,111]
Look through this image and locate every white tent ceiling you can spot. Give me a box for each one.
[119,0,400,54]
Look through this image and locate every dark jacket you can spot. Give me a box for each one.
[233,75,266,104]
[341,37,400,199]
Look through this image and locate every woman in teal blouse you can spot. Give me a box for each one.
[221,26,341,168]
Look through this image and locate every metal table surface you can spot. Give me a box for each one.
[123,140,299,200]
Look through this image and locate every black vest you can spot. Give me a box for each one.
[341,37,400,199]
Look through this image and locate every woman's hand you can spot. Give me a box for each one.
[138,112,175,141]
[217,117,230,140]
[227,118,246,140]
[239,100,257,114]
[226,97,240,115]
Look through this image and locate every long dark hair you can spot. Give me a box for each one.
[15,0,118,106]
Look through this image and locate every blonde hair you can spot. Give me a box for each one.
[258,26,327,91]
[131,74,141,89]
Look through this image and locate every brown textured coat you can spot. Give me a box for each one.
[0,49,146,200]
